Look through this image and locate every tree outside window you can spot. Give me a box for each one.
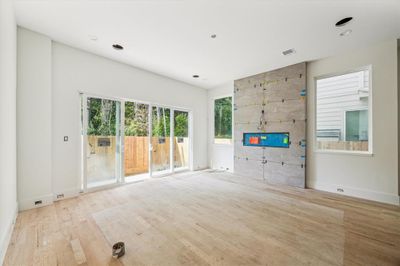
[214,96,232,144]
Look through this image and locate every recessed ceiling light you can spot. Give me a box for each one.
[335,17,353,27]
[340,29,352,37]
[192,75,199,78]
[211,34,217,39]
[88,35,98,41]
[112,44,124,50]
[282,48,296,56]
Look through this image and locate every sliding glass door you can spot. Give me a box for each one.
[173,110,189,170]
[81,94,191,189]
[124,102,150,182]
[84,97,121,188]
[151,106,171,176]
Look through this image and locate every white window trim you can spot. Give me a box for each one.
[313,65,373,156]
[213,94,233,145]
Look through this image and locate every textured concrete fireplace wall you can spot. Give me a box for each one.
[234,62,306,188]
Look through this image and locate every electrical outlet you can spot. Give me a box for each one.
[57,194,64,199]
[34,200,42,205]
[337,188,344,193]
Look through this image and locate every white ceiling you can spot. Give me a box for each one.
[14,0,400,89]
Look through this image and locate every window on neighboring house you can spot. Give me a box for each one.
[214,96,232,144]
[345,109,368,141]
[315,67,371,153]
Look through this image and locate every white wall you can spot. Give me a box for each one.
[17,28,53,210]
[16,28,208,205]
[207,81,234,172]
[307,39,399,205]
[0,0,17,263]
[51,42,208,197]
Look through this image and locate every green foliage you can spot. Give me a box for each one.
[85,99,189,138]
[174,112,188,137]
[151,109,188,137]
[87,98,117,136]
[152,107,170,137]
[214,97,232,139]
[125,102,149,136]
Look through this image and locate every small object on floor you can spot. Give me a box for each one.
[112,242,125,259]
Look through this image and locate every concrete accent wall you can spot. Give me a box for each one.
[234,63,307,187]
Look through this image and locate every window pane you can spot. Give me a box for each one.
[124,102,149,180]
[174,111,188,137]
[151,107,171,173]
[152,107,170,137]
[214,97,232,144]
[86,97,120,188]
[174,111,189,169]
[87,98,117,136]
[316,69,370,152]
[125,102,149,137]
[346,110,368,141]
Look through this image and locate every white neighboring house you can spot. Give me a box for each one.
[316,69,369,142]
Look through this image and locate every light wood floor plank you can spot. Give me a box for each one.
[3,170,400,266]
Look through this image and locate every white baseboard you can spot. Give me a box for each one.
[0,203,18,265]
[53,188,80,201]
[194,167,209,171]
[18,194,54,211]
[18,188,81,211]
[308,180,400,205]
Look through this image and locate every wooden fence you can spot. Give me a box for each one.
[124,136,149,175]
[87,136,189,178]
[317,140,368,151]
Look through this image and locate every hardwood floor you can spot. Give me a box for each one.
[4,170,400,266]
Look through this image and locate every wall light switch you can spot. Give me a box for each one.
[64,136,68,142]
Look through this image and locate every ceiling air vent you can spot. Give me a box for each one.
[282,49,295,56]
